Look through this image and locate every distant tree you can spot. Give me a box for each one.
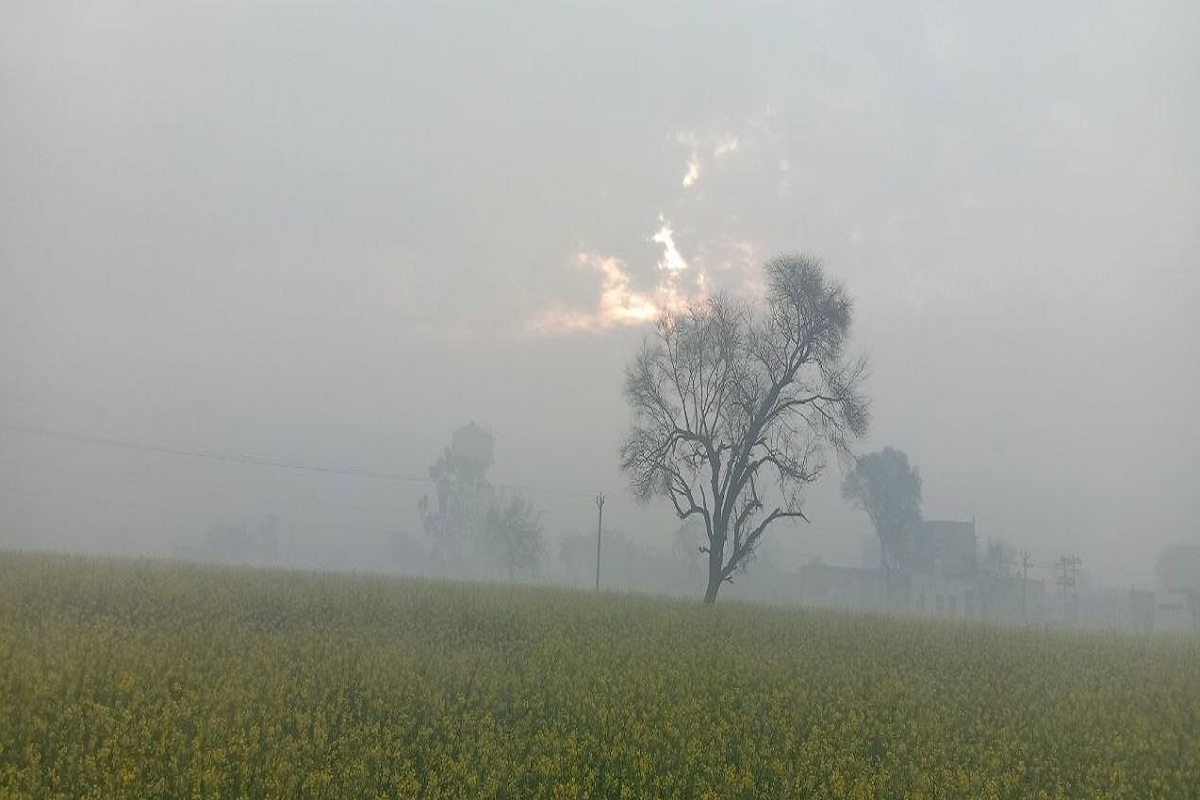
[978,538,1019,617]
[981,538,1018,579]
[560,527,699,597]
[841,447,922,575]
[420,439,492,568]
[484,492,544,581]
[620,254,869,604]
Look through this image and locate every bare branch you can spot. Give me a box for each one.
[618,254,869,603]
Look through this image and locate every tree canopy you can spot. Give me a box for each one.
[841,447,922,575]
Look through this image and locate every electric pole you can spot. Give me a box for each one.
[1021,548,1032,621]
[1055,555,1082,623]
[594,492,605,593]
[1068,555,1081,623]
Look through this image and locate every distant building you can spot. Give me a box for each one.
[895,519,977,618]
[1154,589,1200,634]
[1145,543,1200,634]
[910,573,976,619]
[909,519,977,577]
[792,518,1070,623]
[796,519,1053,621]
[1156,544,1200,593]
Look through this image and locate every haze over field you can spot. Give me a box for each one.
[2,3,1197,588]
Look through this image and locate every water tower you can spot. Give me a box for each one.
[450,421,494,477]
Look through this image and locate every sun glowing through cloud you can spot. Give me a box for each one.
[527,111,784,336]
[677,132,701,188]
[651,218,689,273]
[528,217,709,335]
[678,131,741,189]
[682,159,699,187]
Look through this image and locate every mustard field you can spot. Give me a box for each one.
[1,552,1197,799]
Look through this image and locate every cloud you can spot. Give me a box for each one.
[677,132,701,187]
[528,217,709,335]
[531,110,790,336]
[713,135,740,157]
[679,133,738,188]
[651,218,689,273]
[527,253,669,334]
[682,159,700,187]
[676,122,758,190]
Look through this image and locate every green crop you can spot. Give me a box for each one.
[1,552,1196,799]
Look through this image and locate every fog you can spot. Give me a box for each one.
[2,3,1197,597]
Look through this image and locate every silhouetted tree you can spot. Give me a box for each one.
[420,442,491,569]
[620,254,869,603]
[841,447,922,575]
[484,492,544,581]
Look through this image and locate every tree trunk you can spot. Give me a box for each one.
[703,543,724,604]
[879,542,893,607]
[703,572,722,604]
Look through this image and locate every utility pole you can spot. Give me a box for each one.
[1068,556,1081,623]
[1021,549,1032,621]
[594,492,605,593]
[1055,555,1082,623]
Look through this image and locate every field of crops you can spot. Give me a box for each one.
[1,552,1197,799]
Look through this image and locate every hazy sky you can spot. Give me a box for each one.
[2,2,1197,585]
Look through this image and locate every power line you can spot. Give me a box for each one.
[1,421,428,482]
[0,421,597,499]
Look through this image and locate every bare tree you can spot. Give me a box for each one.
[841,447,922,576]
[620,255,869,603]
[484,492,544,582]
